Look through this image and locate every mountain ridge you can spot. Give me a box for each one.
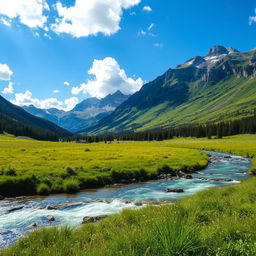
[85,46,256,135]
[23,90,130,132]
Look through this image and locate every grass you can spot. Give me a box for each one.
[1,134,256,255]
[0,135,208,197]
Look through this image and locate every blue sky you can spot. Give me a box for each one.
[0,0,255,110]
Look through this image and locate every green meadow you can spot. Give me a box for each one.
[0,135,208,197]
[1,134,256,256]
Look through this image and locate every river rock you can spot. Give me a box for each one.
[224,156,232,159]
[27,223,37,229]
[0,195,4,200]
[47,201,86,210]
[166,188,184,193]
[82,215,108,224]
[45,215,55,221]
[7,206,24,213]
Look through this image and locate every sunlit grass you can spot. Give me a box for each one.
[0,136,208,196]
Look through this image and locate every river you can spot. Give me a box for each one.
[0,151,251,248]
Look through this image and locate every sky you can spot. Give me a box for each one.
[0,0,255,111]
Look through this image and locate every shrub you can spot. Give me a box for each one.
[63,179,80,193]
[84,148,91,152]
[36,183,51,195]
[5,167,17,176]
[157,164,174,175]
[64,166,76,176]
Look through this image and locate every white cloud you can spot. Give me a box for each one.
[138,23,157,37]
[0,64,13,80]
[53,89,60,94]
[0,17,11,26]
[249,9,256,25]
[143,6,152,12]
[137,29,146,36]
[153,43,163,48]
[51,0,141,38]
[12,90,79,111]
[0,0,49,29]
[2,82,14,94]
[64,81,70,86]
[147,23,154,31]
[71,57,143,98]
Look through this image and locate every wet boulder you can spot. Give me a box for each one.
[166,188,184,193]
[7,206,24,213]
[27,223,37,229]
[82,215,108,224]
[45,215,55,221]
[0,195,4,200]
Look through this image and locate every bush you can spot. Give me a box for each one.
[85,148,91,152]
[63,179,80,193]
[157,164,174,175]
[64,166,76,176]
[5,167,17,176]
[36,183,51,195]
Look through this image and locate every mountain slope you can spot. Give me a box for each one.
[87,46,256,134]
[0,95,72,140]
[23,91,130,132]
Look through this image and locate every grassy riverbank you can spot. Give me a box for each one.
[0,135,208,197]
[1,134,256,255]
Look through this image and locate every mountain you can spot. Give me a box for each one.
[86,46,256,134]
[23,91,130,132]
[0,95,72,140]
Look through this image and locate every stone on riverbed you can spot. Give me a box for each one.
[166,188,184,193]
[82,215,108,224]
[27,223,37,229]
[45,215,55,221]
[0,195,5,200]
[7,206,24,213]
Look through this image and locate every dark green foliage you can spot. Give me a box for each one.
[63,179,80,193]
[36,183,51,195]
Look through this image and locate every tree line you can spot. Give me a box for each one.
[0,114,59,141]
[63,115,256,143]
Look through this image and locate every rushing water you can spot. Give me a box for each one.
[0,151,251,248]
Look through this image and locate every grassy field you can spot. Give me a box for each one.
[0,135,208,197]
[1,134,256,256]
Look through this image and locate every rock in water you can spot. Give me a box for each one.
[0,195,4,200]
[27,223,37,229]
[166,188,184,193]
[82,215,108,224]
[45,215,55,221]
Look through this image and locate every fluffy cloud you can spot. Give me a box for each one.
[0,0,49,28]
[51,0,141,37]
[2,82,14,94]
[0,17,11,26]
[249,9,256,25]
[143,6,152,12]
[12,90,78,111]
[0,64,13,80]
[72,57,143,98]
[53,89,60,93]
[64,81,70,86]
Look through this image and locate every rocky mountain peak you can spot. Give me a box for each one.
[207,45,229,57]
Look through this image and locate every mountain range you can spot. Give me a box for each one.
[23,90,129,132]
[85,46,256,134]
[0,95,71,140]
